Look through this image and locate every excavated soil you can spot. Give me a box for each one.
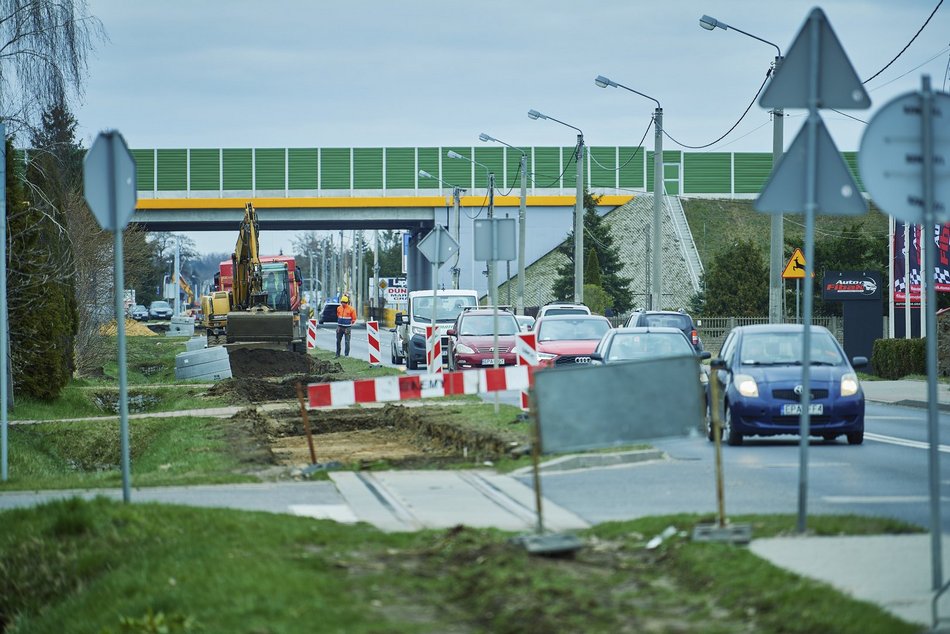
[227,403,523,473]
[227,348,337,379]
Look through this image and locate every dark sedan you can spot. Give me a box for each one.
[318,301,340,324]
[708,324,867,446]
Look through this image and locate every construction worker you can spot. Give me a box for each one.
[335,295,357,357]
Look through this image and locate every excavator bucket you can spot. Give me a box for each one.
[226,310,295,344]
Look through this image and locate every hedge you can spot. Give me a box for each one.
[871,338,926,379]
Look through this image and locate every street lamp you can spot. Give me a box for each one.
[418,169,466,289]
[445,152,497,305]
[528,109,585,304]
[480,132,528,315]
[594,75,664,311]
[700,14,784,324]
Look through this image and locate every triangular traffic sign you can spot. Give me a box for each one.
[782,248,808,279]
[417,225,459,266]
[760,7,870,110]
[755,115,867,216]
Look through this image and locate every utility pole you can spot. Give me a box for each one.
[574,134,585,304]
[769,54,785,323]
[452,189,461,289]
[338,229,344,297]
[374,230,380,319]
[651,107,663,311]
[517,151,527,315]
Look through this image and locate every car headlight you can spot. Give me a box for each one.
[411,326,426,336]
[538,352,557,360]
[734,374,759,398]
[841,373,859,397]
[455,343,475,354]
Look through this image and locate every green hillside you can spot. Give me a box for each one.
[681,198,889,269]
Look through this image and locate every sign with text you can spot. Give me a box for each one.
[821,271,881,301]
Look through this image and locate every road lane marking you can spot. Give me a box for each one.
[865,432,950,453]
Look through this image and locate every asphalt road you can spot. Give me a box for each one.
[522,401,950,532]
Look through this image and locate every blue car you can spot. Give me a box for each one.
[708,324,867,446]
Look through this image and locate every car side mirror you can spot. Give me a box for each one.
[446,328,456,337]
[699,351,712,360]
[590,352,603,361]
[851,356,868,368]
[710,357,726,370]
[395,313,406,326]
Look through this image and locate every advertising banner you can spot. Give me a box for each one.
[893,221,950,303]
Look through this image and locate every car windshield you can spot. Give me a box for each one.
[607,332,693,361]
[538,318,610,341]
[151,301,170,309]
[412,296,477,323]
[459,315,519,336]
[641,314,691,330]
[543,307,588,316]
[740,332,844,366]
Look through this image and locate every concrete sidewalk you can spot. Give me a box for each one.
[862,378,950,410]
[752,534,948,629]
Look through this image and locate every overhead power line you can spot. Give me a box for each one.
[863,0,944,84]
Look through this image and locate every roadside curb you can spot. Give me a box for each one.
[512,448,665,475]
[866,397,950,412]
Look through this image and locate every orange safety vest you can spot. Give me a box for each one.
[336,303,357,326]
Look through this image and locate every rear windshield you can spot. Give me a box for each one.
[458,315,519,336]
[641,314,691,330]
[538,318,610,341]
[543,308,588,316]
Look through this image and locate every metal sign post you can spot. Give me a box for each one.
[84,130,137,503]
[859,76,950,598]
[755,8,869,534]
[416,225,460,374]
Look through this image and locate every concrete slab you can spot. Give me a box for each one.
[751,534,950,628]
[330,470,589,533]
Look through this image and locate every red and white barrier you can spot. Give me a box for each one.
[426,325,443,374]
[308,365,531,409]
[515,331,538,411]
[366,320,380,366]
[306,319,318,349]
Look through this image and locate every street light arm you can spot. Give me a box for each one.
[542,113,583,136]
[700,15,781,58]
[614,82,662,110]
[481,133,527,156]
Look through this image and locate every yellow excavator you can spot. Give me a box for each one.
[200,202,300,349]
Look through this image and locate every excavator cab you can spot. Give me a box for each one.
[260,262,292,312]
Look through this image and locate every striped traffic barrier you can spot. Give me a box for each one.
[367,320,380,366]
[515,331,538,411]
[306,319,317,349]
[308,364,530,409]
[426,325,443,374]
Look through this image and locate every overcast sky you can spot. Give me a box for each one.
[73,0,950,256]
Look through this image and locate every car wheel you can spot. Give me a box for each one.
[723,402,743,446]
[390,343,398,365]
[847,431,864,445]
[407,354,418,370]
[705,402,716,441]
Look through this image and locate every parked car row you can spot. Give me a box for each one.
[440,300,867,447]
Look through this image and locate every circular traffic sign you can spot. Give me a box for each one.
[859,89,950,224]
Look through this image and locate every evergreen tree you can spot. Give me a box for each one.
[552,190,633,313]
[585,247,602,287]
[702,239,769,316]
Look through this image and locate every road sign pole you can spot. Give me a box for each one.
[769,55,785,324]
[920,75,943,592]
[652,111,663,311]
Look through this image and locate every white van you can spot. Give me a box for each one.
[392,289,479,369]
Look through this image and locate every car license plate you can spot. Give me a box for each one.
[481,358,504,365]
[781,403,823,415]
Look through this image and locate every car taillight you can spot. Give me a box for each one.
[691,329,698,345]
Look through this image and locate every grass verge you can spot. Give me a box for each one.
[0,416,259,491]
[0,500,922,633]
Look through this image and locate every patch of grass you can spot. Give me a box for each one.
[0,416,259,491]
[0,502,920,633]
[10,386,230,421]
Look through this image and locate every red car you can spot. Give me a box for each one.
[446,309,520,370]
[534,314,612,367]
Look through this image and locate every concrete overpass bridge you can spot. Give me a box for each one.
[116,144,863,297]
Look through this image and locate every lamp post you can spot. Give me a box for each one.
[528,109,585,304]
[445,151,499,304]
[701,14,784,323]
[594,76,663,310]
[480,132,527,315]
[419,169,466,289]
